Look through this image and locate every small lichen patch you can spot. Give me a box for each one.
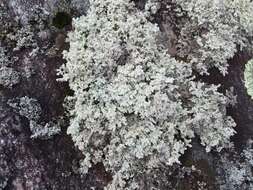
[244,59,253,99]
[8,96,42,121]
[29,120,61,140]
[8,97,62,139]
[0,66,20,88]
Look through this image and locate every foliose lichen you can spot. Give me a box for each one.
[244,59,253,99]
[0,66,20,88]
[8,96,61,140]
[147,0,253,75]
[58,0,237,189]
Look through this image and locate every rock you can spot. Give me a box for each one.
[0,0,253,189]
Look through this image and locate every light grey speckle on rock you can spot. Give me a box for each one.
[0,66,20,88]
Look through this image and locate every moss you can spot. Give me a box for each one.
[52,12,72,29]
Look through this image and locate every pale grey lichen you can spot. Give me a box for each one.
[0,66,20,88]
[0,46,20,88]
[244,59,253,99]
[8,96,61,139]
[29,120,61,140]
[217,140,253,190]
[71,0,90,15]
[0,47,10,67]
[8,96,42,121]
[0,47,21,88]
[225,87,237,107]
[58,0,236,189]
[7,26,37,52]
[171,0,253,75]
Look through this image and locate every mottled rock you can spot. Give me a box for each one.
[0,0,253,189]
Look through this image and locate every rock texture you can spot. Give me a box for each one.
[0,0,253,190]
[0,0,108,189]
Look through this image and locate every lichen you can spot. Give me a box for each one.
[244,59,253,99]
[7,26,37,52]
[217,140,253,190]
[170,0,253,75]
[8,96,61,140]
[0,66,20,88]
[58,0,236,189]
[29,120,61,140]
[8,96,42,121]
[144,0,253,76]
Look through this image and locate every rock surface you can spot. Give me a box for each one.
[0,0,252,190]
